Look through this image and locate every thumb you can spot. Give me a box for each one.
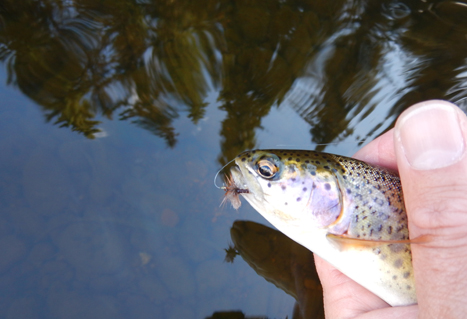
[394,100,467,318]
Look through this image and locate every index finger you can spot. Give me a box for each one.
[352,128,397,170]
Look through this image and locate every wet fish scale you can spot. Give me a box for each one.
[330,154,414,297]
[229,149,417,306]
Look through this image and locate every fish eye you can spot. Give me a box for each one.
[256,159,278,179]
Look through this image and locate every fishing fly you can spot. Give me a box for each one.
[214,158,249,209]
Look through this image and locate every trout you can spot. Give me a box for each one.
[225,149,416,306]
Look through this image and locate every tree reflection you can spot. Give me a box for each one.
[216,0,341,164]
[1,0,467,154]
[0,0,225,143]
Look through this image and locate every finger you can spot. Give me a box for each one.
[353,128,397,170]
[355,305,418,319]
[314,254,389,318]
[394,100,467,318]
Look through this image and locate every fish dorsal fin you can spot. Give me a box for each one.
[326,233,431,249]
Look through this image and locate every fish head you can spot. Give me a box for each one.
[231,150,345,232]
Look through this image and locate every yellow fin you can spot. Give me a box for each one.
[326,233,431,249]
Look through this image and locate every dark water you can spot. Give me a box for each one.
[2,0,467,318]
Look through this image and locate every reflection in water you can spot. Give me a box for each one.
[2,0,467,157]
[0,0,224,144]
[224,244,240,263]
[230,221,324,319]
[3,1,467,318]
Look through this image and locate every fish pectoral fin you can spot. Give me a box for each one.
[326,233,431,249]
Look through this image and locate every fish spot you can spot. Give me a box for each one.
[323,165,330,169]
[311,171,316,176]
[388,226,393,235]
[392,275,397,280]
[297,197,301,202]
[403,272,410,279]
[281,185,286,190]
[394,259,403,269]
[288,157,292,161]
[374,197,384,206]
[390,244,405,253]
[305,160,310,163]
[324,183,331,191]
[302,187,307,192]
[241,158,246,162]
[296,158,300,162]
[267,182,271,188]
[407,285,411,290]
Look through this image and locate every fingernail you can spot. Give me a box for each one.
[396,101,465,170]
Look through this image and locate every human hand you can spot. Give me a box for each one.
[314,100,467,318]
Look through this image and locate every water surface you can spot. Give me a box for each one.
[2,0,467,318]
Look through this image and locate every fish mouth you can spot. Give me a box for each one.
[230,163,265,203]
[230,165,249,193]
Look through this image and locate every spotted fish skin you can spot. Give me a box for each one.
[230,149,416,306]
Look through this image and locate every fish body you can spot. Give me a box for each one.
[228,149,416,306]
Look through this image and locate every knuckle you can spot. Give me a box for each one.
[407,183,467,236]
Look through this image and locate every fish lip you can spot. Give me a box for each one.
[230,165,253,195]
[231,161,265,202]
[230,165,247,190]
